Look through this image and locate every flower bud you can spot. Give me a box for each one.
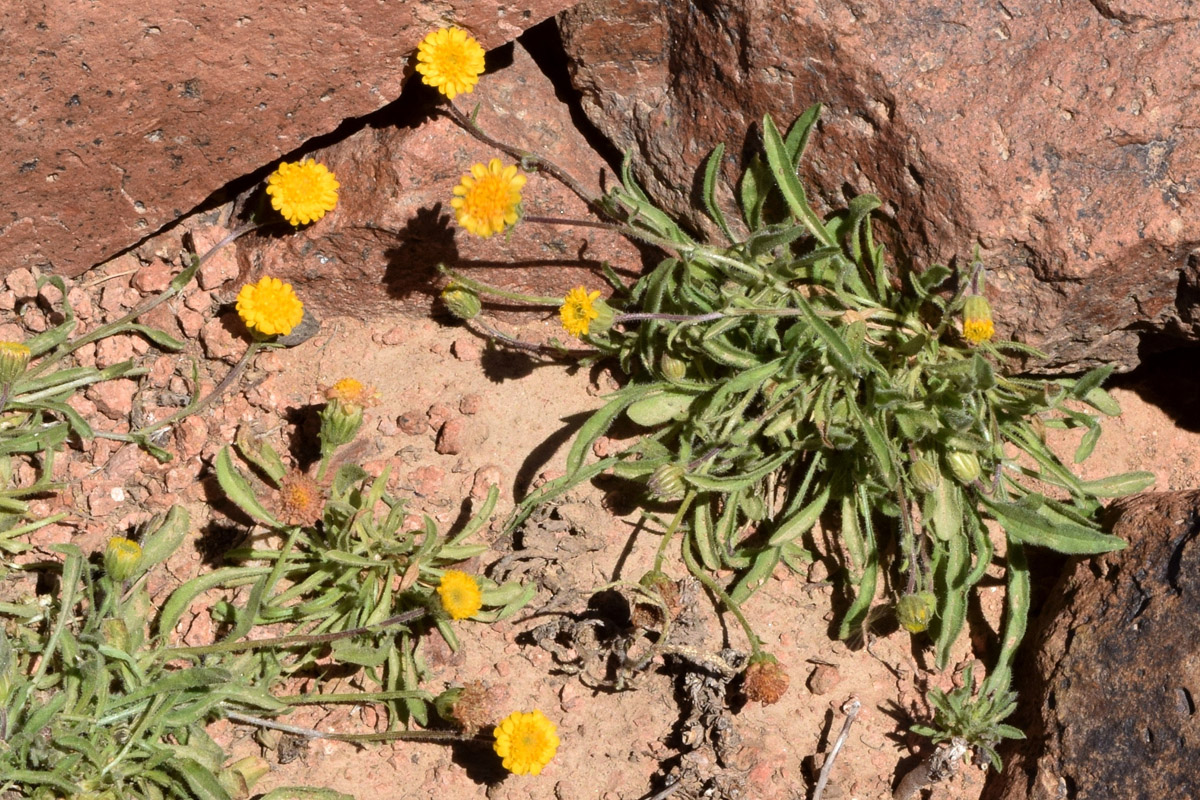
[946,450,981,483]
[659,352,688,383]
[104,537,143,582]
[590,297,616,335]
[742,652,790,705]
[647,463,685,501]
[441,284,482,321]
[896,592,937,633]
[962,294,994,345]
[910,457,940,494]
[319,398,364,451]
[0,341,31,385]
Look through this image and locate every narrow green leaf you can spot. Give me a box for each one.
[761,114,835,247]
[767,484,831,546]
[701,143,735,241]
[1077,471,1156,497]
[214,445,281,527]
[982,498,1126,554]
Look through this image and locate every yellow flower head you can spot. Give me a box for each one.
[451,158,526,238]
[276,470,324,527]
[415,27,487,100]
[962,294,994,345]
[236,276,304,337]
[559,287,601,338]
[103,537,143,582]
[266,158,340,227]
[493,710,560,776]
[0,340,31,384]
[437,570,483,620]
[325,377,380,410]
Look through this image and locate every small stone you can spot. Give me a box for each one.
[408,465,446,497]
[806,663,841,695]
[200,314,241,361]
[451,336,481,361]
[99,285,137,313]
[459,393,484,415]
[379,325,407,345]
[66,287,94,320]
[471,465,503,500]
[0,292,15,314]
[177,307,205,338]
[426,402,454,431]
[86,484,124,517]
[377,416,398,436]
[184,289,213,312]
[148,355,175,387]
[86,379,138,420]
[95,334,138,369]
[20,308,48,332]
[191,226,240,289]
[132,262,173,294]
[436,418,467,455]
[175,416,209,459]
[397,411,427,435]
[165,466,193,491]
[5,267,38,297]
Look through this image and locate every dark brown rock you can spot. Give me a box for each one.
[0,1,581,279]
[985,491,1200,800]
[558,0,1200,372]
[236,36,638,321]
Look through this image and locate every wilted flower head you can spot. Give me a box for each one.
[276,470,324,527]
[493,709,560,775]
[415,27,487,100]
[236,276,304,337]
[325,377,380,410]
[266,159,339,227]
[742,652,790,705]
[451,158,526,238]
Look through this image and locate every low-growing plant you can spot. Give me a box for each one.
[438,101,1153,742]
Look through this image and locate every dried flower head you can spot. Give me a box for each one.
[451,158,526,238]
[104,537,143,582]
[493,709,560,775]
[415,27,487,100]
[266,158,340,226]
[236,276,304,337]
[325,377,380,410]
[559,286,601,338]
[962,294,994,345]
[276,470,324,527]
[437,569,482,620]
[742,653,790,705]
[435,680,497,736]
[0,341,31,385]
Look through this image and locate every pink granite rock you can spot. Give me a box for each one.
[558,0,1200,371]
[233,36,639,321]
[0,1,582,279]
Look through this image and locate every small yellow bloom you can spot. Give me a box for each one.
[325,378,380,410]
[0,341,31,384]
[415,27,487,100]
[962,294,994,345]
[437,570,483,620]
[559,287,601,338]
[451,158,526,238]
[236,276,304,337]
[493,709,560,775]
[104,537,143,582]
[265,158,339,226]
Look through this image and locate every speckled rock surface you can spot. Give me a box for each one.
[558,0,1200,372]
[984,490,1200,800]
[0,0,578,279]
[233,32,640,321]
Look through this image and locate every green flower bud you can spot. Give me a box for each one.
[590,297,616,335]
[441,284,482,321]
[647,463,685,501]
[962,294,994,345]
[0,341,31,385]
[896,592,937,633]
[104,537,143,582]
[910,457,940,494]
[659,352,688,383]
[946,450,982,483]
[319,398,364,450]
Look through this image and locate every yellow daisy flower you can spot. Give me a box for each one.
[559,286,601,338]
[415,27,487,100]
[962,294,994,345]
[493,709,560,776]
[437,570,483,620]
[450,158,526,238]
[265,159,340,226]
[236,276,305,337]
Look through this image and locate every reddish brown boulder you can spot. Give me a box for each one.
[983,491,1200,800]
[0,0,580,279]
[235,36,639,321]
[558,0,1200,372]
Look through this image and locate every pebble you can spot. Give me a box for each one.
[191,226,240,289]
[451,335,481,361]
[66,287,94,320]
[200,314,240,361]
[95,334,138,368]
[379,325,408,345]
[86,378,138,420]
[426,402,454,431]
[174,416,209,460]
[132,262,173,294]
[471,465,503,500]
[459,393,484,415]
[397,411,427,435]
[176,307,205,338]
[807,663,842,695]
[408,465,445,497]
[5,267,38,297]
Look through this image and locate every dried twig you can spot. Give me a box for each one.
[812,697,862,800]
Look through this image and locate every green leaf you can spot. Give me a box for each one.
[981,497,1126,554]
[215,445,281,527]
[701,143,735,241]
[729,545,780,604]
[138,505,190,574]
[767,484,831,546]
[1069,364,1115,400]
[783,103,822,166]
[761,113,835,247]
[1077,471,1156,497]
[626,390,697,427]
[1081,385,1122,416]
